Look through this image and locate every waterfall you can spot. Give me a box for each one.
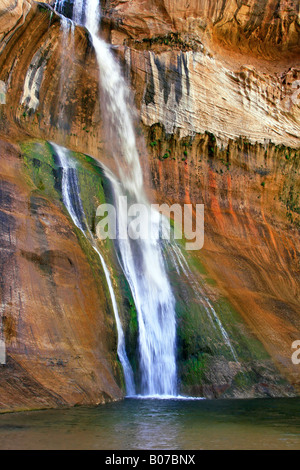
[103,168,177,396]
[51,143,136,396]
[52,0,240,398]
[55,0,177,396]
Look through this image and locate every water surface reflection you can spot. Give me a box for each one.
[0,397,299,450]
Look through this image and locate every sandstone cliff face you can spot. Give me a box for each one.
[0,139,123,411]
[124,47,300,146]
[107,2,299,397]
[0,2,298,163]
[0,0,31,41]
[0,4,105,156]
[0,0,299,408]
[102,0,300,59]
[144,128,300,393]
[118,2,299,398]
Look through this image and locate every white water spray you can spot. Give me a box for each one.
[103,167,177,396]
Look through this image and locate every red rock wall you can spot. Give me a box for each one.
[143,127,300,391]
[103,0,300,59]
[0,139,123,411]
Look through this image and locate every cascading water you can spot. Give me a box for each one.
[55,0,178,396]
[51,143,135,396]
[103,168,177,396]
[164,238,238,362]
[53,0,240,398]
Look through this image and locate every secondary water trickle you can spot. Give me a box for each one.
[51,143,135,396]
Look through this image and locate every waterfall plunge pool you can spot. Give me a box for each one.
[0,397,299,450]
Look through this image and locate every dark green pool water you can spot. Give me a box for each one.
[0,397,299,450]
